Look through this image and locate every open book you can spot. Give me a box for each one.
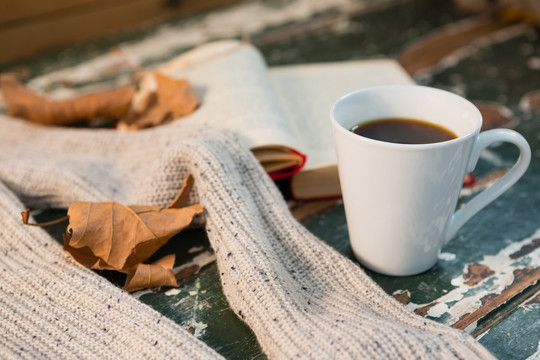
[158,40,415,199]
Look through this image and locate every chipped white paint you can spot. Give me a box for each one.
[25,0,387,93]
[130,288,155,299]
[527,340,540,360]
[392,289,410,296]
[172,294,190,308]
[463,321,478,334]
[191,250,217,268]
[439,252,457,261]
[403,227,540,329]
[172,249,217,274]
[426,302,449,318]
[188,245,205,254]
[190,321,209,338]
[180,277,210,338]
[165,288,181,296]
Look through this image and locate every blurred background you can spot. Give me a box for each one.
[1,0,538,71]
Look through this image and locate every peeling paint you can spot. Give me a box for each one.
[525,292,540,306]
[402,227,540,330]
[181,278,204,335]
[463,321,478,334]
[188,320,209,338]
[392,289,410,305]
[453,267,540,330]
[130,288,155,299]
[165,288,181,296]
[188,245,205,254]
[426,302,450,318]
[463,263,495,286]
[526,340,540,360]
[510,238,540,259]
[173,250,216,274]
[415,302,439,317]
[438,252,456,261]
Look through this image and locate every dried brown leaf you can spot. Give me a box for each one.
[167,173,195,209]
[154,72,198,117]
[60,174,203,282]
[175,264,200,280]
[64,202,203,271]
[118,72,198,130]
[0,74,135,126]
[21,208,69,227]
[123,254,178,292]
[21,209,30,225]
[118,103,171,130]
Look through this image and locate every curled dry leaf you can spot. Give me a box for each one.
[175,264,200,280]
[1,67,198,130]
[118,71,198,130]
[119,100,171,130]
[0,74,135,126]
[123,254,178,292]
[63,201,203,271]
[154,72,198,117]
[168,172,195,209]
[63,174,201,271]
[55,174,202,291]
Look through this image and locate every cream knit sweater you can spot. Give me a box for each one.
[0,115,494,359]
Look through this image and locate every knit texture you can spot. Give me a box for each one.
[0,115,494,359]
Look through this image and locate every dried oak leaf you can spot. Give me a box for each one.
[118,71,198,130]
[0,74,135,126]
[63,201,202,271]
[119,94,171,130]
[123,254,178,292]
[62,174,202,292]
[154,72,198,117]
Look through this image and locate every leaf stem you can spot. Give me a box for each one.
[21,209,69,227]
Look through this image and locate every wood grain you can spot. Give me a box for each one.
[0,0,242,65]
[399,15,516,75]
[453,267,540,330]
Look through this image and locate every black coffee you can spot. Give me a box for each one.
[350,117,457,144]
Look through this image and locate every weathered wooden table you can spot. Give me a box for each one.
[7,0,540,358]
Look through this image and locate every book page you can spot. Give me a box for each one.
[269,60,415,170]
[161,40,299,150]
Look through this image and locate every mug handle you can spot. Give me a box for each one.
[444,129,531,243]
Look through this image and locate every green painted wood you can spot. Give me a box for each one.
[477,290,540,359]
[137,230,266,360]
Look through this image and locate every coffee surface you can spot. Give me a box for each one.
[350,117,457,144]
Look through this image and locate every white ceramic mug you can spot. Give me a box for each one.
[331,85,531,276]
